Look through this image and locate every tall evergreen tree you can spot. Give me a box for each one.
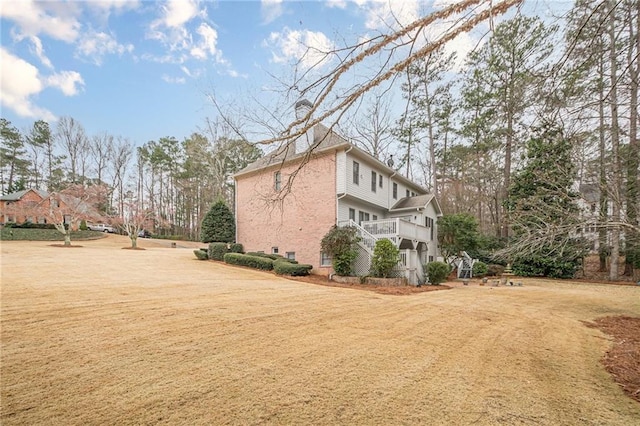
[200,200,235,243]
[505,124,588,278]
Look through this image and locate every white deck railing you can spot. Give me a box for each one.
[362,218,430,243]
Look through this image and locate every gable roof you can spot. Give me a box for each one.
[0,189,48,201]
[235,123,349,177]
[390,193,443,216]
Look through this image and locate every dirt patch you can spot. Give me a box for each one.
[49,244,83,248]
[122,247,146,250]
[586,316,640,403]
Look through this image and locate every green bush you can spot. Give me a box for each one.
[201,200,235,243]
[194,249,208,260]
[246,252,280,260]
[371,238,399,278]
[229,243,244,253]
[472,261,488,277]
[223,253,274,270]
[79,219,88,231]
[208,242,229,261]
[486,264,505,276]
[426,262,451,285]
[273,259,313,276]
[321,225,360,276]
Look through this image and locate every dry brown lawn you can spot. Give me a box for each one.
[1,235,639,425]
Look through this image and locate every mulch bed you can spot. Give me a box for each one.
[285,273,451,295]
[586,316,640,403]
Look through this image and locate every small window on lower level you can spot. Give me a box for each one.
[272,247,279,254]
[428,255,434,262]
[286,252,295,260]
[320,252,332,267]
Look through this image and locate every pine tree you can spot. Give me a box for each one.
[200,200,235,243]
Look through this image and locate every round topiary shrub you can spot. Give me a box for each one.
[273,259,313,276]
[193,249,208,260]
[472,261,488,277]
[426,261,451,285]
[371,238,399,278]
[208,242,229,261]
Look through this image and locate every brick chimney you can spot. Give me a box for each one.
[294,99,314,153]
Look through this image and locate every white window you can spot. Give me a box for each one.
[371,171,377,192]
[349,208,356,221]
[272,247,279,254]
[286,252,295,260]
[353,161,360,185]
[379,175,383,189]
[406,189,410,198]
[393,183,398,199]
[274,171,281,191]
[320,252,332,267]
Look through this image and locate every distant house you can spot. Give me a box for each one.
[234,100,442,284]
[0,188,103,230]
[0,189,49,225]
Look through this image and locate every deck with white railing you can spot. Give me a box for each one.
[362,218,430,244]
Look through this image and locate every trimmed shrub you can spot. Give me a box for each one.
[201,200,235,243]
[472,261,488,277]
[79,219,88,231]
[208,242,229,261]
[229,243,244,253]
[223,253,274,270]
[321,225,360,276]
[371,238,399,278]
[194,249,208,260]
[273,259,313,276]
[487,264,505,276]
[426,261,451,285]
[246,252,283,260]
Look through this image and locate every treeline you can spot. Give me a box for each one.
[0,117,261,240]
[343,2,638,278]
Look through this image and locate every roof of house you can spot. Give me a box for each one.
[389,194,442,216]
[235,123,429,194]
[0,189,48,201]
[234,123,349,177]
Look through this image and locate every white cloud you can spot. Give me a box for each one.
[0,0,80,42]
[190,23,219,60]
[27,36,54,69]
[0,48,54,120]
[153,0,201,29]
[361,0,420,30]
[261,0,284,24]
[326,0,348,8]
[46,71,85,96]
[268,28,333,69]
[76,30,134,65]
[162,74,186,84]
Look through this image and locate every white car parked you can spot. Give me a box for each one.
[87,223,115,233]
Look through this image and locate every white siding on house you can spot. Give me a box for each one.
[338,198,387,224]
[336,150,347,194]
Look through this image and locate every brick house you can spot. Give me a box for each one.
[0,189,49,225]
[0,188,102,230]
[234,101,442,284]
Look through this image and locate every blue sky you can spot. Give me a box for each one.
[1,1,569,146]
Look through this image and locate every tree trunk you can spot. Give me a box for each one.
[598,46,608,272]
[608,0,621,281]
[624,0,639,275]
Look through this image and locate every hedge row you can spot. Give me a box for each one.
[223,253,274,270]
[273,259,313,276]
[223,253,313,276]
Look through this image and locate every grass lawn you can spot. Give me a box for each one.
[1,236,639,425]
